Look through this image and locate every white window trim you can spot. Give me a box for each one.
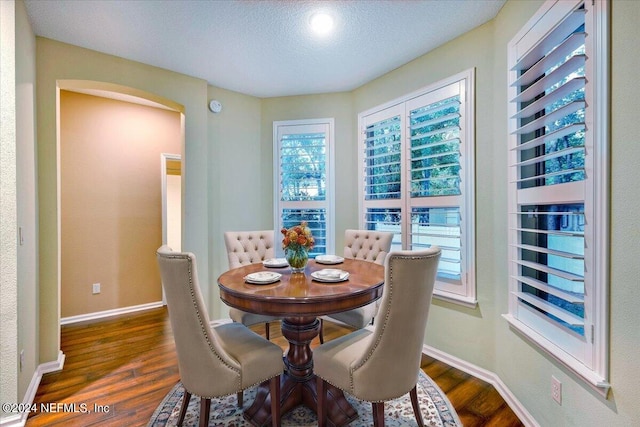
[503,0,610,396]
[358,69,476,307]
[273,118,335,255]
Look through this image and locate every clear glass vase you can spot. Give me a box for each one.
[285,246,309,273]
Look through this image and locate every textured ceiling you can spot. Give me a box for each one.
[24,0,505,98]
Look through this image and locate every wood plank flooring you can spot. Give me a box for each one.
[27,307,523,426]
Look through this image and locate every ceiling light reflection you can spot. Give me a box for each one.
[309,13,334,35]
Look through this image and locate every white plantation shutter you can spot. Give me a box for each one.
[506,0,609,390]
[274,120,335,257]
[408,94,462,198]
[359,70,475,305]
[406,81,472,297]
[361,106,404,250]
[364,114,402,201]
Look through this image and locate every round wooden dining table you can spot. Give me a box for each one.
[217,258,385,427]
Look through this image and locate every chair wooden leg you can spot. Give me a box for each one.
[265,322,270,340]
[410,385,425,427]
[237,391,243,408]
[372,401,385,427]
[317,376,326,427]
[319,318,324,344]
[177,390,191,426]
[199,398,211,427]
[269,375,281,427]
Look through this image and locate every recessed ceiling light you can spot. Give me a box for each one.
[309,13,334,35]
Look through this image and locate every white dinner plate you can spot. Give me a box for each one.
[262,258,289,268]
[311,269,349,283]
[315,254,345,265]
[244,271,282,284]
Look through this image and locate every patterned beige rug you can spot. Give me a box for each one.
[148,371,462,426]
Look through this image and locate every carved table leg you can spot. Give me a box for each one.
[243,316,358,427]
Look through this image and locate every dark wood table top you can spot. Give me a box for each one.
[217,259,385,318]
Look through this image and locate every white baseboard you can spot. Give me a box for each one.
[422,344,539,427]
[60,301,165,325]
[0,351,65,427]
[0,413,22,427]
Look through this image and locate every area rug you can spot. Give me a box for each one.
[148,371,462,426]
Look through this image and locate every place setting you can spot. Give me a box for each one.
[243,271,282,284]
[311,268,350,283]
[261,257,289,268]
[315,254,345,265]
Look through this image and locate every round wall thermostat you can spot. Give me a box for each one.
[208,100,222,113]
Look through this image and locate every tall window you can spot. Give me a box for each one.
[506,0,609,392]
[274,119,334,257]
[359,70,475,305]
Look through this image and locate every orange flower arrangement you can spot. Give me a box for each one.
[281,221,315,251]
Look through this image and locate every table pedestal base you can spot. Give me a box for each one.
[243,373,358,427]
[243,316,358,427]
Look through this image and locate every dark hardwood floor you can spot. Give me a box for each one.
[27,307,523,426]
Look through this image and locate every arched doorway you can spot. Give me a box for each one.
[56,80,184,326]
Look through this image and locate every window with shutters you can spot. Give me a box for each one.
[273,119,335,257]
[358,70,475,305]
[505,0,609,392]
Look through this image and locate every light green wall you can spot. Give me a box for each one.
[608,1,640,424]
[206,85,263,318]
[15,0,38,403]
[1,0,19,411]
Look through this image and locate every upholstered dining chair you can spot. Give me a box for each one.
[318,229,394,344]
[223,230,281,340]
[156,246,283,427]
[315,247,441,427]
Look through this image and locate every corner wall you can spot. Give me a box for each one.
[0,0,19,411]
[15,0,38,403]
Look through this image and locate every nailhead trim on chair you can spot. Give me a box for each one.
[183,254,242,393]
[344,252,440,403]
[165,252,282,399]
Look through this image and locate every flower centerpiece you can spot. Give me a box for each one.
[281,221,314,273]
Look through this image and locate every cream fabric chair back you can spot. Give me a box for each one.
[351,248,441,400]
[315,248,441,408]
[318,229,394,344]
[343,229,393,265]
[224,230,275,269]
[156,246,242,397]
[223,231,280,339]
[157,245,283,426]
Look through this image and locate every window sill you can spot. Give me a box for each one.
[502,314,611,398]
[433,290,477,308]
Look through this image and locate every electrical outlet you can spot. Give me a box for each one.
[551,376,562,405]
[92,283,101,294]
